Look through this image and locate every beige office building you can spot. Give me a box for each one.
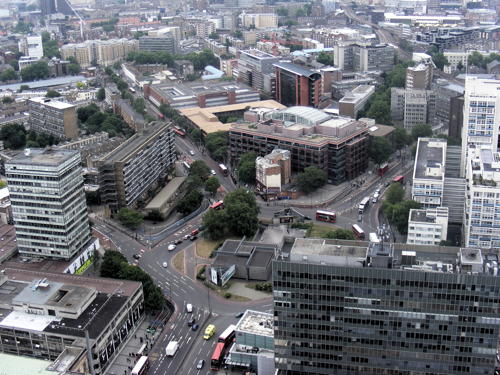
[28,97,78,140]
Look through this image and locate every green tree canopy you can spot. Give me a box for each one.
[383,199,420,234]
[177,189,203,215]
[386,182,405,204]
[326,228,355,240]
[202,209,227,240]
[365,96,391,125]
[204,131,228,162]
[96,87,105,101]
[316,51,334,66]
[297,166,327,194]
[205,177,220,195]
[45,89,61,98]
[432,52,448,71]
[393,127,411,150]
[467,51,484,68]
[133,97,146,115]
[369,137,393,166]
[1,96,14,104]
[20,61,49,81]
[238,152,257,184]
[189,160,210,179]
[0,69,17,82]
[0,123,26,149]
[117,208,143,230]
[411,124,433,141]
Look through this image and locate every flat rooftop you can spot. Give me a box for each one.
[145,176,186,210]
[0,353,56,375]
[274,61,319,78]
[237,310,273,337]
[153,80,256,100]
[100,121,169,163]
[414,138,446,181]
[410,209,437,223]
[290,238,367,267]
[6,148,79,167]
[241,49,277,59]
[29,97,74,109]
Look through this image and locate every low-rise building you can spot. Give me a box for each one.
[338,85,375,118]
[241,13,278,29]
[230,107,369,184]
[407,207,449,245]
[226,310,274,373]
[144,81,260,109]
[113,99,145,131]
[28,97,78,141]
[97,122,176,211]
[0,268,144,375]
[255,149,291,198]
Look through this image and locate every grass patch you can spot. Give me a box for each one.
[245,282,272,293]
[307,223,335,238]
[172,251,184,273]
[203,280,251,301]
[196,238,220,258]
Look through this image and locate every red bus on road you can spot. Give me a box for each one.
[209,201,224,210]
[173,128,186,136]
[316,210,336,223]
[131,356,149,375]
[352,224,365,240]
[392,175,404,184]
[211,324,236,371]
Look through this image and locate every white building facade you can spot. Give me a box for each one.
[407,207,449,246]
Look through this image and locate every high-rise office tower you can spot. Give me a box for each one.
[273,237,500,375]
[40,0,56,16]
[274,62,322,107]
[6,149,92,260]
[460,76,500,175]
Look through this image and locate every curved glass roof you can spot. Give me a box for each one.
[264,106,331,126]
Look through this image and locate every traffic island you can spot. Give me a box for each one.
[172,250,185,273]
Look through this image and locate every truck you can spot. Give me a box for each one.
[165,341,179,357]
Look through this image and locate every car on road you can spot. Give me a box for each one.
[372,193,379,203]
[162,262,168,268]
[186,303,193,313]
[196,360,205,370]
[235,312,244,318]
[190,235,197,241]
[191,323,199,331]
[189,150,195,156]
[183,234,190,240]
[133,254,141,260]
[174,239,183,245]
[211,169,216,175]
[203,324,215,339]
[191,229,199,236]
[187,318,195,326]
[167,244,176,251]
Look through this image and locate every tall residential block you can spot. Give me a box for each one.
[464,146,500,250]
[460,77,500,175]
[405,62,433,90]
[238,49,280,94]
[60,39,138,68]
[273,237,500,375]
[407,207,448,245]
[6,149,91,260]
[18,35,43,59]
[28,97,78,140]
[97,122,176,212]
[274,62,322,108]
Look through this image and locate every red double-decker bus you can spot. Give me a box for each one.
[209,201,224,210]
[352,224,365,240]
[211,324,236,371]
[316,210,336,223]
[173,128,186,137]
[392,175,404,184]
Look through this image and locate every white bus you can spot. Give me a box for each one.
[358,197,370,214]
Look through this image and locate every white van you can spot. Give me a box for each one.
[372,193,379,203]
[186,303,193,313]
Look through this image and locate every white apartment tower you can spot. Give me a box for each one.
[464,146,500,250]
[460,77,500,176]
[18,35,43,59]
[6,149,91,260]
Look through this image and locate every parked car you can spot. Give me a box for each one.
[133,254,141,260]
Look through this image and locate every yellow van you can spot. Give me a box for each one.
[203,324,216,340]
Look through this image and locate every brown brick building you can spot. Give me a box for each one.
[274,62,322,108]
[230,107,368,184]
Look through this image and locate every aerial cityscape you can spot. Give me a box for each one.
[0,0,498,374]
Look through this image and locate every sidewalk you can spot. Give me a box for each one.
[104,317,161,375]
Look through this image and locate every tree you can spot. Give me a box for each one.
[205,177,220,195]
[316,51,334,66]
[67,63,81,75]
[208,32,219,40]
[19,84,30,92]
[238,153,257,184]
[45,89,61,98]
[326,229,355,240]
[456,61,464,72]
[202,209,227,240]
[223,188,260,237]
[205,131,228,162]
[132,98,146,115]
[9,60,19,71]
[100,250,127,278]
[468,51,484,68]
[295,7,306,17]
[1,96,14,104]
[20,61,49,81]
[369,137,393,166]
[0,69,17,82]
[177,189,203,215]
[116,208,143,230]
[144,209,164,222]
[432,52,448,71]
[0,123,27,149]
[13,20,32,33]
[233,30,243,39]
[383,199,420,234]
[189,160,210,179]
[276,7,288,16]
[386,183,405,204]
[393,127,410,150]
[42,38,60,58]
[96,87,105,101]
[77,103,100,122]
[411,124,433,141]
[297,166,327,194]
[365,96,391,125]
